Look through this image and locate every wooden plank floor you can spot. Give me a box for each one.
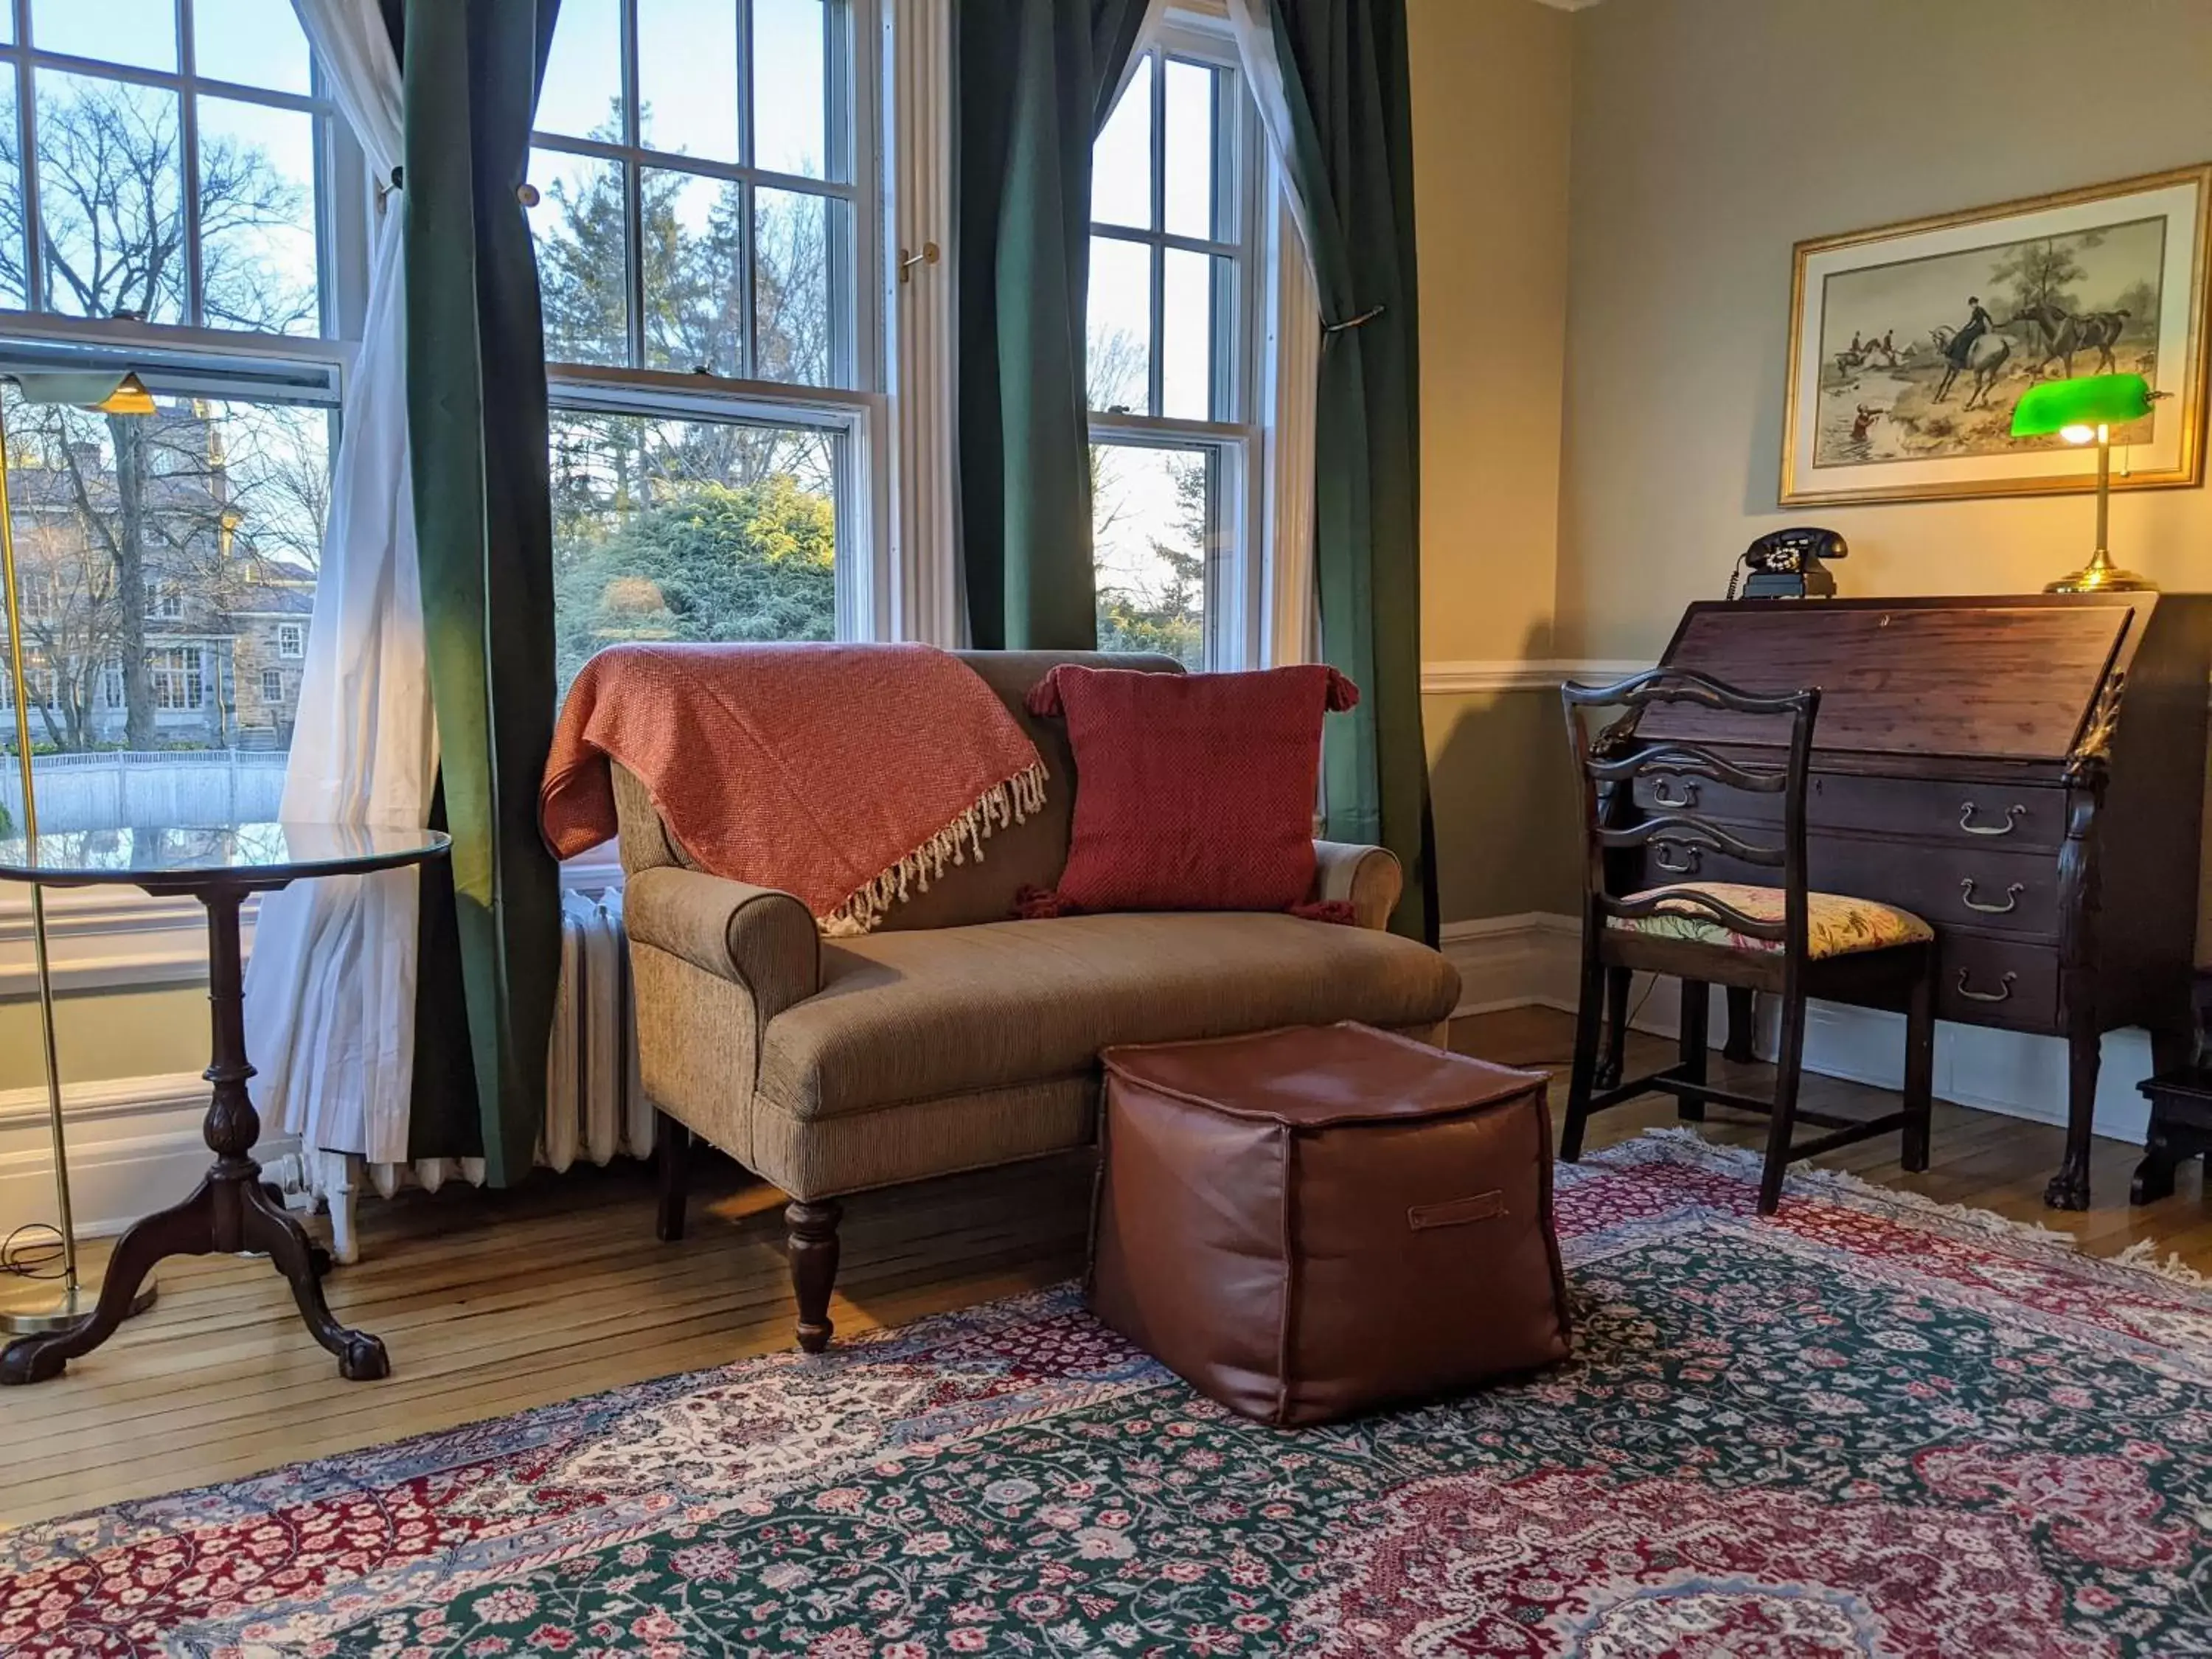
[2,1004,2205,1528]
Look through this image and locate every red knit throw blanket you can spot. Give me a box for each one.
[540,643,1048,934]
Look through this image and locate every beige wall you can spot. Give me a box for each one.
[1411,0,1573,665]
[0,985,205,1093]
[1557,0,2212,661]
[1409,0,1579,921]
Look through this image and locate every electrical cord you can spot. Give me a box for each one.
[1,1222,65,1281]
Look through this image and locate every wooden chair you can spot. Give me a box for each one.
[1559,668,1938,1214]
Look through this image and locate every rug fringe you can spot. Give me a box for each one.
[819,762,1048,936]
[2111,1238,2212,1289]
[1604,1128,2212,1295]
[1612,1126,2095,1243]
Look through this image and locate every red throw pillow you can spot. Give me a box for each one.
[1021,663,1358,915]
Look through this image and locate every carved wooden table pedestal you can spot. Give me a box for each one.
[0,821,451,1385]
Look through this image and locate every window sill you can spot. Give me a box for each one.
[0,886,249,997]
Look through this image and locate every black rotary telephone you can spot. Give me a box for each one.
[1728,526,1847,601]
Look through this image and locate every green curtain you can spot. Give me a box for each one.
[399,0,564,1184]
[955,0,1152,650]
[1249,0,1436,945]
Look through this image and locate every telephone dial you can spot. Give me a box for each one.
[1728,526,1846,601]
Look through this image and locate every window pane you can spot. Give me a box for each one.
[194,0,313,96]
[32,0,176,72]
[1161,248,1225,421]
[532,147,631,367]
[36,73,187,324]
[1088,235,1151,414]
[752,0,828,180]
[642,167,742,377]
[196,97,321,335]
[1164,59,1218,241]
[0,70,22,307]
[638,0,740,162]
[537,0,625,142]
[1091,444,1208,670]
[0,386,329,835]
[1091,55,1151,231]
[551,410,838,698]
[756,186,841,386]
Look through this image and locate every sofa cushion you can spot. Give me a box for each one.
[868,650,1185,931]
[757,911,1463,1121]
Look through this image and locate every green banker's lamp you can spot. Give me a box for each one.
[0,369,159,1335]
[2009,372,2159,594]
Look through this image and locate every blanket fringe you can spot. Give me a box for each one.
[818,762,1048,936]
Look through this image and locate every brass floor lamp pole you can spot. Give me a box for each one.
[0,375,158,1334]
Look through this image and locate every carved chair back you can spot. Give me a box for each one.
[1560,668,1820,960]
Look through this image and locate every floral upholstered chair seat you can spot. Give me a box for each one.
[1607,881,1933,959]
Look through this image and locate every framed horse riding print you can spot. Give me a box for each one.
[1780,164,2211,506]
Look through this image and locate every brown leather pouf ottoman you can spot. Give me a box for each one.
[1089,1021,1571,1426]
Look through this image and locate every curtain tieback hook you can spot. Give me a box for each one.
[1323,304,1385,335]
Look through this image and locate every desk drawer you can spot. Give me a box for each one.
[1814,839,2060,939]
[1632,770,2066,853]
[1638,837,2062,940]
[1938,936,2059,1031]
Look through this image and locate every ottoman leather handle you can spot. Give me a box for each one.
[1408,1190,1508,1231]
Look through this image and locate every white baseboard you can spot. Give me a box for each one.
[0,1071,305,1241]
[1441,912,2152,1146]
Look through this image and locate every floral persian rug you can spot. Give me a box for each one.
[5,1132,2211,1658]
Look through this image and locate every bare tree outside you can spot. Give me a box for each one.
[0,71,320,755]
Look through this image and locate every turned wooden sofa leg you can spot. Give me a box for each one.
[655,1112,691,1242]
[786,1198,844,1353]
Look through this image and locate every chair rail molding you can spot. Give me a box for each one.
[1422,659,1648,695]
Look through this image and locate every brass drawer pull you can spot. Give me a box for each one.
[1955,968,2018,1004]
[1652,778,1700,810]
[1958,878,2025,915]
[1958,801,2026,837]
[1653,841,1702,875]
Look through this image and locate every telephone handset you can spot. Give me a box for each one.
[1728,526,1847,601]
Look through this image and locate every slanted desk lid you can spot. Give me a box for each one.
[1102,1023,1543,1129]
[1641,599,2138,760]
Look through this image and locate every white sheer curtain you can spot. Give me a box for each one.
[240,0,434,1165]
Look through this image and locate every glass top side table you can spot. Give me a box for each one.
[0,821,452,1385]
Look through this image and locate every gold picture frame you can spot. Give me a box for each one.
[1780,164,2211,507]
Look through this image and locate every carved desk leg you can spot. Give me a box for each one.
[1723,987,1756,1064]
[2045,1021,2099,1212]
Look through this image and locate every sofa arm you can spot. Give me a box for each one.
[623,865,821,1021]
[1310,841,1402,931]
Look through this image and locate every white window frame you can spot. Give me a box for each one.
[259,664,282,703]
[1086,16,1269,672]
[0,0,367,990]
[534,0,890,650]
[276,620,303,657]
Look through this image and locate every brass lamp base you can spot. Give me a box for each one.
[2045,546,2156,594]
[2045,563,2156,594]
[0,1273,158,1335]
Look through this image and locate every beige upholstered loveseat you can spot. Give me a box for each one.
[615,650,1462,1350]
